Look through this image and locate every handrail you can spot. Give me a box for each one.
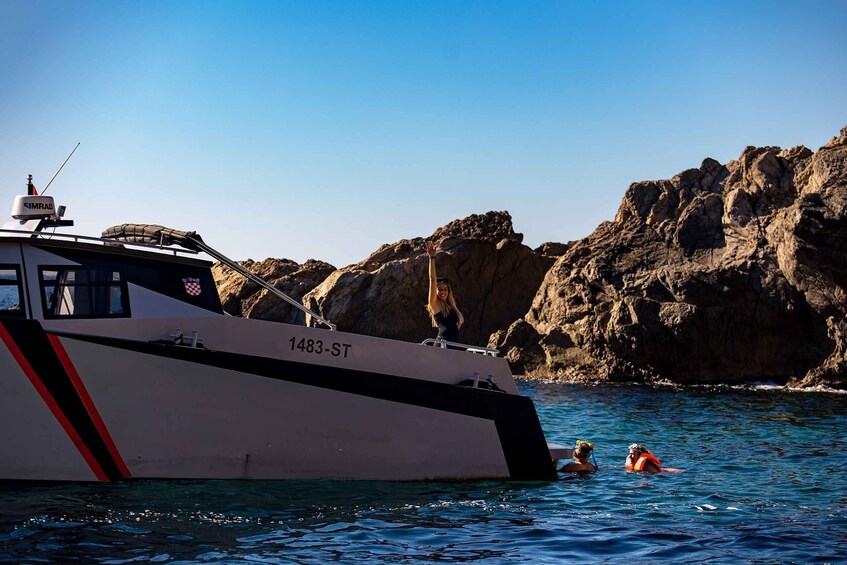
[420,338,499,356]
[0,227,199,256]
[184,235,337,331]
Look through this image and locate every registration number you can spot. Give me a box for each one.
[288,337,352,358]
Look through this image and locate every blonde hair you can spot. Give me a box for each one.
[574,441,594,462]
[428,283,464,327]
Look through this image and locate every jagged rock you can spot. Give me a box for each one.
[674,193,725,252]
[793,317,847,388]
[214,258,298,313]
[501,126,847,389]
[212,258,336,324]
[212,128,846,390]
[535,241,572,257]
[302,211,555,345]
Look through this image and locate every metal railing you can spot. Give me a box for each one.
[184,235,337,331]
[420,338,499,356]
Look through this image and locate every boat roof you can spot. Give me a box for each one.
[0,227,214,268]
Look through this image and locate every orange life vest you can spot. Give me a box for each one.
[626,452,662,471]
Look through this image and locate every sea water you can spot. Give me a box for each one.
[1,382,845,564]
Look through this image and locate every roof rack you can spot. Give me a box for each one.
[0,227,199,257]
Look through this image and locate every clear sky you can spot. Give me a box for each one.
[1,1,845,267]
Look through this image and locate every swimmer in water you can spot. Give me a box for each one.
[560,440,597,473]
[625,444,662,473]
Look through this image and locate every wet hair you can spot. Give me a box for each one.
[574,440,594,461]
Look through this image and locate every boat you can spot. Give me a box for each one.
[0,177,570,481]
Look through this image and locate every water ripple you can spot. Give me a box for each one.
[1,383,846,563]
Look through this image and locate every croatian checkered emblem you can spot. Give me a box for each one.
[182,277,202,296]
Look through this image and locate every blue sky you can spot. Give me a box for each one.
[1,1,845,267]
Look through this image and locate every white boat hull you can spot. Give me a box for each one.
[0,317,556,481]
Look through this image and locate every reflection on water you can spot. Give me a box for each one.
[1,382,845,563]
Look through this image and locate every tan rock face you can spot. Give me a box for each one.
[213,127,846,390]
[302,211,555,346]
[214,211,554,348]
[212,258,336,325]
[501,126,847,388]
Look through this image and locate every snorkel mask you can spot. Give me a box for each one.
[575,439,598,469]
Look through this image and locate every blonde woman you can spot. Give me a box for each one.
[425,241,464,342]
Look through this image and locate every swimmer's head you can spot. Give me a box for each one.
[574,440,594,460]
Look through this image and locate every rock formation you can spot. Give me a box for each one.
[213,127,846,390]
[494,127,847,388]
[212,258,336,325]
[302,211,556,345]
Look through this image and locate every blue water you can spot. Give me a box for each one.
[1,382,845,564]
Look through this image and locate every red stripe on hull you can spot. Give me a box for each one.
[47,334,132,478]
[0,324,108,481]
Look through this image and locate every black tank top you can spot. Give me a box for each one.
[434,309,460,342]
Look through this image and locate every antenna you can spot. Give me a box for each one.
[41,142,80,195]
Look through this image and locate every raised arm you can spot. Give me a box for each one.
[426,241,438,312]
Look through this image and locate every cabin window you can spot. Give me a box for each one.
[40,267,129,319]
[0,265,24,317]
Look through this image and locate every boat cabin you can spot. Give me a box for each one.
[0,236,223,322]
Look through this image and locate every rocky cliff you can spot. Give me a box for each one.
[494,127,847,388]
[213,258,336,325]
[214,127,846,389]
[212,211,557,345]
[302,211,556,345]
